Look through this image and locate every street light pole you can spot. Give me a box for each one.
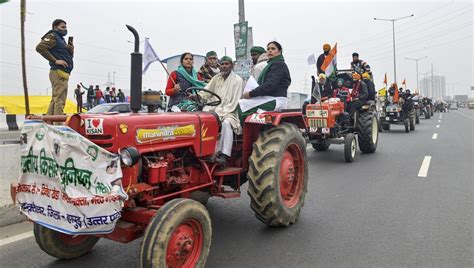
[404,56,427,93]
[374,14,414,84]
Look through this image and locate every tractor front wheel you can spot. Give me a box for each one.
[344,133,357,163]
[34,223,100,259]
[140,199,212,268]
[404,119,410,133]
[409,109,416,131]
[247,123,308,227]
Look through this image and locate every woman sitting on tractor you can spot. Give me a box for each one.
[238,41,291,122]
[165,52,205,111]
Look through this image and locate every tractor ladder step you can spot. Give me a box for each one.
[213,167,244,198]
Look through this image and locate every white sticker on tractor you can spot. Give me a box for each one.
[314,110,329,118]
[85,118,104,135]
[249,114,266,124]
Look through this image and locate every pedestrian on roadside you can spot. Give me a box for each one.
[94,85,103,106]
[36,19,74,115]
[117,89,125,102]
[110,87,117,103]
[104,87,111,103]
[80,82,95,109]
[74,84,85,113]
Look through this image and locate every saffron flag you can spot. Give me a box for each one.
[321,43,337,79]
[383,73,387,85]
[402,78,406,86]
[393,83,399,103]
[143,38,161,74]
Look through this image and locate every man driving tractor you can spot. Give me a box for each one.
[199,56,243,165]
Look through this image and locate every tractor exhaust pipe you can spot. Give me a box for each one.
[126,25,142,113]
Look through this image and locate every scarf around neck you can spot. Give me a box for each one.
[257,54,285,85]
[177,65,206,88]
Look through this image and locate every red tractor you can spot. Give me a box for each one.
[305,76,379,162]
[11,26,309,267]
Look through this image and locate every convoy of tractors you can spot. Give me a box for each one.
[10,26,443,267]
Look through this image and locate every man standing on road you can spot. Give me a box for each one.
[117,89,125,103]
[36,19,74,115]
[74,84,84,113]
[94,85,103,106]
[80,82,95,109]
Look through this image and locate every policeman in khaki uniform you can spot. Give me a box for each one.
[36,19,74,115]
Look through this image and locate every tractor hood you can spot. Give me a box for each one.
[68,112,219,157]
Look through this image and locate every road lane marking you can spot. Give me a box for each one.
[439,114,443,119]
[436,125,440,128]
[0,231,33,247]
[432,133,438,139]
[438,120,441,122]
[418,156,432,177]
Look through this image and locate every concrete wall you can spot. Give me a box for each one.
[0,144,25,226]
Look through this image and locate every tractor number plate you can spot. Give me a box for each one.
[385,117,390,120]
[321,128,330,134]
[309,127,318,133]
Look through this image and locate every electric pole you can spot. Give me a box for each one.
[374,14,414,84]
[405,56,427,93]
[20,0,30,115]
[238,0,245,22]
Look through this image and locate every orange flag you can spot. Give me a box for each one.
[383,73,387,85]
[402,78,406,86]
[393,83,399,103]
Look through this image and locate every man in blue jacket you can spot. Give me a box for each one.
[36,19,74,115]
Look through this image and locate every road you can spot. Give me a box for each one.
[0,109,473,267]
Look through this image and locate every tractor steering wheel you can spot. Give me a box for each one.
[185,87,222,110]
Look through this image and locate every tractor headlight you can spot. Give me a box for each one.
[119,147,140,167]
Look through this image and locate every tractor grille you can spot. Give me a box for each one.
[309,118,327,128]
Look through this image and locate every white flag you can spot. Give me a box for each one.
[307,53,316,66]
[143,38,160,74]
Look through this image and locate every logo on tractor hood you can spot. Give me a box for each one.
[85,118,104,135]
[136,124,196,144]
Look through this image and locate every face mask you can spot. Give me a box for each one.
[324,51,329,55]
[55,29,68,36]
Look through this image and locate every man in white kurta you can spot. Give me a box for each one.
[201,56,243,165]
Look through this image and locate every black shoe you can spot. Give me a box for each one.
[214,152,229,167]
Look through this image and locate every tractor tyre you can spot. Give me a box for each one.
[416,112,420,124]
[382,123,390,131]
[424,109,430,119]
[404,119,410,133]
[34,223,99,259]
[247,123,308,227]
[409,109,416,131]
[312,140,330,151]
[344,133,357,163]
[140,198,212,268]
[189,191,211,205]
[357,111,378,153]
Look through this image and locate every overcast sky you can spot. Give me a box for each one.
[1,0,472,101]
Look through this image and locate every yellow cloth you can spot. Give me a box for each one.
[0,95,78,114]
[378,87,386,97]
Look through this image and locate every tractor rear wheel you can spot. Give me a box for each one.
[34,223,99,259]
[247,123,308,227]
[140,198,211,268]
[312,140,330,151]
[344,133,356,163]
[357,111,378,153]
